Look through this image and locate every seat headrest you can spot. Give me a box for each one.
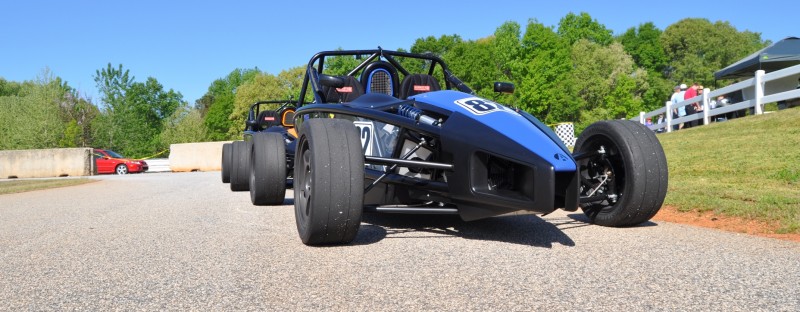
[399,74,441,99]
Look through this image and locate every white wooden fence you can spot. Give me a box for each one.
[632,64,800,132]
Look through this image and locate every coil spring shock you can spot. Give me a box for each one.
[398,105,439,126]
[398,105,421,120]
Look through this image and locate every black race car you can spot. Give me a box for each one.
[246,48,668,246]
[221,99,297,205]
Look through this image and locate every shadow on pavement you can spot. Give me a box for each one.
[355,213,577,248]
[566,213,658,228]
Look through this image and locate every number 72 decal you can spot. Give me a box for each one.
[353,121,374,155]
[454,97,518,116]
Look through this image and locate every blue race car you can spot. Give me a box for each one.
[222,99,297,206]
[260,48,667,245]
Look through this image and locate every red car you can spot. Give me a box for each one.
[93,149,149,174]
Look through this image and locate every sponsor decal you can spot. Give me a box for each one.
[413,85,431,91]
[264,116,275,121]
[336,86,353,93]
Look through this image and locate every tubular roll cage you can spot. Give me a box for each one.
[245,99,297,132]
[297,47,474,106]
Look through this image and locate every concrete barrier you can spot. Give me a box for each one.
[0,148,93,179]
[168,141,231,172]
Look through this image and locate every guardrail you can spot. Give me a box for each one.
[146,158,170,173]
[633,64,800,132]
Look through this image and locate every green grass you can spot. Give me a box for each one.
[0,178,96,195]
[657,108,800,234]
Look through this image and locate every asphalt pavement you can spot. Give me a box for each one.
[0,171,798,311]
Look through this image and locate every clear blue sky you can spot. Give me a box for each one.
[1,0,796,105]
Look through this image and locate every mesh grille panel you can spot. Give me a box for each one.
[369,70,392,95]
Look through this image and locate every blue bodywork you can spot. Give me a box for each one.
[413,90,576,172]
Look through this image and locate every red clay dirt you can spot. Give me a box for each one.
[653,206,800,243]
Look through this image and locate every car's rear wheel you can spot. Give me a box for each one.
[230,140,251,192]
[250,132,287,205]
[115,164,128,175]
[294,118,364,245]
[574,120,668,227]
[221,142,232,183]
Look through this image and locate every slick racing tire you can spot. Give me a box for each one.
[221,142,232,183]
[250,132,287,205]
[574,120,668,227]
[230,140,252,192]
[294,118,364,245]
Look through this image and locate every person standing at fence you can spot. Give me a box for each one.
[671,84,687,130]
[683,83,699,128]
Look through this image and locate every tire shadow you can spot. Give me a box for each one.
[353,213,578,248]
[566,213,658,228]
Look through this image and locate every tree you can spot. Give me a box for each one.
[92,64,185,157]
[492,22,521,81]
[515,19,575,124]
[443,38,498,98]
[0,71,68,149]
[202,68,261,141]
[95,63,133,108]
[661,18,767,86]
[160,106,208,146]
[58,92,99,147]
[0,78,22,96]
[570,40,648,130]
[410,34,463,56]
[557,12,613,46]
[618,22,668,74]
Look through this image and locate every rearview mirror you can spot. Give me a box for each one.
[494,82,515,94]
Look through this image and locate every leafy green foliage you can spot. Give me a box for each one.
[570,40,648,131]
[557,12,613,46]
[160,106,208,146]
[618,22,668,74]
[0,71,72,150]
[202,68,261,141]
[411,34,463,56]
[661,18,767,85]
[515,20,575,124]
[92,64,185,157]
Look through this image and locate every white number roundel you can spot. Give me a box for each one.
[454,97,517,116]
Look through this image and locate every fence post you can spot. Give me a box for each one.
[639,112,645,124]
[665,100,672,133]
[702,89,710,125]
[755,70,765,115]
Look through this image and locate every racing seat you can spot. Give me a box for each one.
[322,76,364,103]
[256,110,281,130]
[360,61,399,97]
[399,74,441,99]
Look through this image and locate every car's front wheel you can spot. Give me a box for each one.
[294,118,364,245]
[115,164,128,175]
[574,120,668,227]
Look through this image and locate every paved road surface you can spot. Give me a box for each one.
[1,172,798,311]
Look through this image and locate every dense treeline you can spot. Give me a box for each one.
[0,14,768,156]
